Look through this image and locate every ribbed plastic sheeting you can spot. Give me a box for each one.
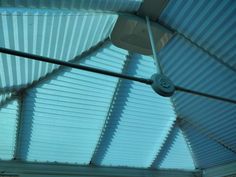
[173,92,236,168]
[160,0,236,69]
[93,54,176,168]
[0,99,19,160]
[181,119,236,169]
[19,44,128,164]
[0,0,142,12]
[0,8,117,91]
[158,128,195,170]
[159,35,236,101]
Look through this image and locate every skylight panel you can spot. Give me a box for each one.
[19,44,128,164]
[0,8,117,91]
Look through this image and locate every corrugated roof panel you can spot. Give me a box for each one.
[159,35,236,101]
[93,54,176,168]
[180,109,236,168]
[19,44,128,164]
[160,0,236,69]
[0,9,117,91]
[0,0,142,12]
[0,99,19,160]
[159,34,236,168]
[173,92,236,160]
[158,127,195,170]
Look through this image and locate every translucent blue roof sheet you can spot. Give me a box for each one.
[0,8,117,91]
[0,0,142,13]
[159,35,236,101]
[182,120,236,169]
[1,0,235,172]
[160,0,236,70]
[19,44,128,164]
[0,99,19,160]
[93,54,176,168]
[175,92,236,168]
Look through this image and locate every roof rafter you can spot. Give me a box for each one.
[150,121,178,168]
[178,117,236,155]
[90,52,133,165]
[179,121,199,169]
[13,91,25,160]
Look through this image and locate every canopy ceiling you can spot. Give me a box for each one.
[0,0,236,174]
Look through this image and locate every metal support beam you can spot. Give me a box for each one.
[0,160,202,177]
[0,47,153,86]
[178,117,236,155]
[175,86,236,105]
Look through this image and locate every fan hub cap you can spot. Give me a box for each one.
[151,74,175,97]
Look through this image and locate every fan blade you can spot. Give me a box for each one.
[0,47,153,85]
[175,86,236,104]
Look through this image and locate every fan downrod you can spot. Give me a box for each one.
[151,74,175,97]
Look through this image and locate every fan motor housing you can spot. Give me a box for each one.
[151,74,175,97]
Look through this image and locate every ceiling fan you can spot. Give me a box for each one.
[0,0,235,105]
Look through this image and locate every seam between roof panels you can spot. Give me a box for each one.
[178,117,236,156]
[90,52,132,165]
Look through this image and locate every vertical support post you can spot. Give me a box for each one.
[146,16,163,74]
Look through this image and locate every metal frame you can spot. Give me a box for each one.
[0,47,152,85]
[0,160,202,177]
[2,46,236,104]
